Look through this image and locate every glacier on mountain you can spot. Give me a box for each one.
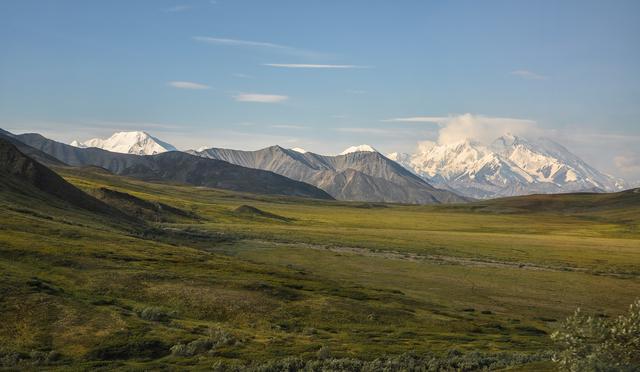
[340,144,377,155]
[387,134,626,199]
[70,131,177,155]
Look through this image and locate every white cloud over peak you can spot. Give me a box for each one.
[614,154,640,173]
[386,113,541,145]
[510,69,548,80]
[168,81,210,90]
[264,64,368,69]
[436,114,540,145]
[233,93,289,103]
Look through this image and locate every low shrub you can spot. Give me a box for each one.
[0,349,60,367]
[551,299,640,371]
[204,350,550,371]
[316,345,331,360]
[137,306,175,322]
[171,327,240,357]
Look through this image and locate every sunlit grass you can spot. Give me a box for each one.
[0,166,637,369]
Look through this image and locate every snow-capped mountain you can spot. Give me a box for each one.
[290,147,308,154]
[388,134,627,199]
[340,144,377,155]
[70,131,176,155]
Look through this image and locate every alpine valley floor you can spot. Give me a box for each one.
[1,164,639,370]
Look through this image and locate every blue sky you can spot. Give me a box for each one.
[1,0,639,179]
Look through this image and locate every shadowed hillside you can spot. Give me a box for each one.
[0,137,130,220]
[467,189,640,215]
[92,187,201,222]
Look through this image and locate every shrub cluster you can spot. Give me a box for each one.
[206,350,550,371]
[136,306,176,322]
[171,328,240,357]
[551,299,640,371]
[0,349,60,367]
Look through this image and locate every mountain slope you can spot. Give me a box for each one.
[9,131,332,200]
[0,137,129,219]
[389,135,626,199]
[469,188,640,216]
[0,130,67,166]
[71,131,177,155]
[190,145,467,204]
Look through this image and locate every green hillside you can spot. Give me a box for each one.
[1,160,639,370]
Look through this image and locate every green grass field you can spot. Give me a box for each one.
[1,166,638,370]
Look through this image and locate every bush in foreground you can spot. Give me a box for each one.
[171,327,240,357]
[551,299,640,371]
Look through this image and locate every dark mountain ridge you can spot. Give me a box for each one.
[7,131,332,200]
[191,145,468,204]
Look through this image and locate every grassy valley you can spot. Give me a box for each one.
[1,160,638,370]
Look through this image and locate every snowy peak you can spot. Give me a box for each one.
[290,147,307,154]
[340,144,377,155]
[69,140,86,148]
[386,152,411,164]
[390,135,626,199]
[70,131,177,155]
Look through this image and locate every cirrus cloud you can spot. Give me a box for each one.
[510,69,548,80]
[233,93,289,103]
[168,81,210,90]
[263,63,369,69]
[194,36,326,58]
[163,5,191,13]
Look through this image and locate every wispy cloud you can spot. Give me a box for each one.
[233,93,289,103]
[510,69,548,80]
[232,73,252,79]
[168,81,210,90]
[163,5,191,12]
[383,116,447,123]
[271,124,305,129]
[264,63,369,69]
[614,154,640,174]
[193,36,326,58]
[336,127,395,135]
[194,37,289,49]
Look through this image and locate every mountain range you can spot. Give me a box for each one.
[2,128,632,203]
[0,130,332,200]
[387,134,627,199]
[66,131,456,204]
[188,145,466,204]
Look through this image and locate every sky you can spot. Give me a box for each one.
[1,0,639,180]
